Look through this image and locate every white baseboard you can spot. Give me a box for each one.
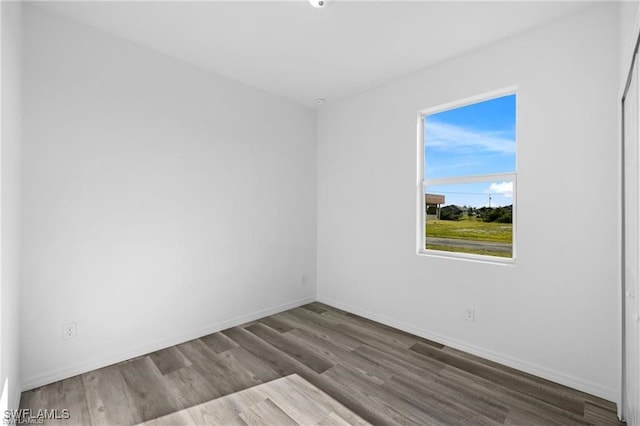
[21,296,315,391]
[317,295,617,402]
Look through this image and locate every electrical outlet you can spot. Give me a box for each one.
[63,323,76,340]
[465,308,475,321]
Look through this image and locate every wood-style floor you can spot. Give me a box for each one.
[20,302,624,425]
[140,374,369,425]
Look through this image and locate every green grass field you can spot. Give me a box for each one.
[426,216,512,258]
[426,216,512,243]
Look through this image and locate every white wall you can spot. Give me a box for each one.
[620,0,639,88]
[317,4,620,400]
[21,5,317,389]
[1,0,23,412]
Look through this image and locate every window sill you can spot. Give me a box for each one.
[418,249,516,266]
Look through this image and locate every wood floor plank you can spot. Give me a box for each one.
[503,406,580,426]
[214,347,268,389]
[287,327,392,385]
[222,326,299,377]
[317,411,353,426]
[245,322,334,374]
[82,364,137,425]
[432,363,583,425]
[285,374,371,426]
[575,396,618,413]
[334,321,416,353]
[138,409,196,426]
[279,310,364,351]
[438,365,591,426]
[426,374,511,424]
[353,341,445,378]
[311,301,352,315]
[20,376,91,426]
[174,340,238,396]
[176,338,258,396]
[353,345,510,425]
[266,375,370,425]
[581,392,619,413]
[238,397,298,425]
[163,365,221,409]
[174,339,218,368]
[54,376,92,426]
[584,401,625,426]
[442,344,597,406]
[286,306,342,328]
[200,331,239,354]
[322,309,421,348]
[253,377,334,424]
[149,346,191,375]
[185,394,249,426]
[322,363,443,425]
[384,373,503,426]
[222,346,282,384]
[300,303,328,314]
[411,340,586,416]
[118,356,183,424]
[18,388,46,422]
[317,304,444,350]
[259,314,297,333]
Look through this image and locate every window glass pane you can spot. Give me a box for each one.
[424,180,513,258]
[424,94,516,180]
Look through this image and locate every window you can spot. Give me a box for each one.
[418,89,517,261]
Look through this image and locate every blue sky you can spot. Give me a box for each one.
[424,94,516,208]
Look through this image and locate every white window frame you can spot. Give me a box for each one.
[416,87,518,263]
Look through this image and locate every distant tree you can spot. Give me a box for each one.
[440,205,463,221]
[475,207,490,221]
[476,205,512,223]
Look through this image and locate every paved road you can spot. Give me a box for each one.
[426,237,512,253]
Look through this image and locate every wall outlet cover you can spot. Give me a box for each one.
[63,323,77,340]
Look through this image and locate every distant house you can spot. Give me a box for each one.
[425,193,445,219]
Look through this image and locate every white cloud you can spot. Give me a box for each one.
[488,181,513,197]
[425,120,515,155]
